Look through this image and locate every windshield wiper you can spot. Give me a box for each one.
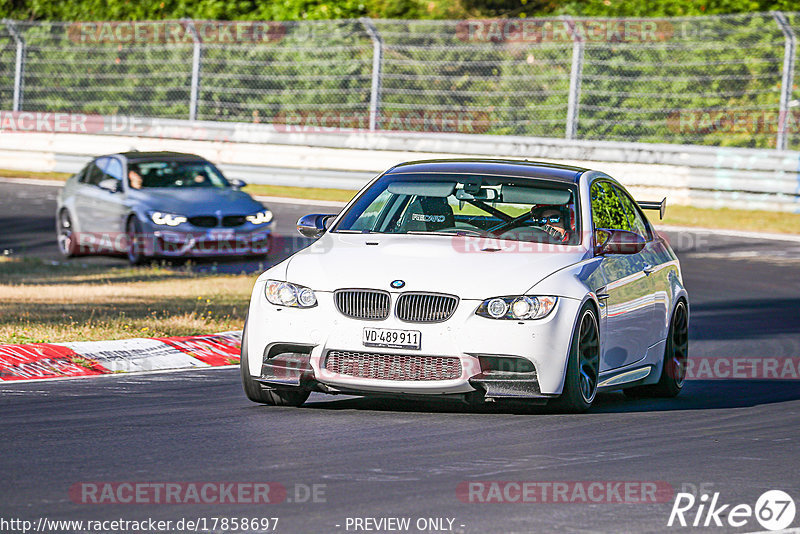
[406,231,450,236]
[405,230,481,237]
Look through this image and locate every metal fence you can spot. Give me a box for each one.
[2,13,800,150]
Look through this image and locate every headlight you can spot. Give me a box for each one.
[150,211,187,226]
[476,296,557,320]
[265,280,317,308]
[246,210,273,225]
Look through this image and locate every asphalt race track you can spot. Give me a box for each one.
[1,180,800,533]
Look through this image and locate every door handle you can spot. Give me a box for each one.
[643,264,656,275]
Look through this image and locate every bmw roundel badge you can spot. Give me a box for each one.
[391,280,405,289]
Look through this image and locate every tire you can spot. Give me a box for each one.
[56,210,79,258]
[551,305,600,413]
[240,318,310,407]
[126,217,147,266]
[624,300,688,399]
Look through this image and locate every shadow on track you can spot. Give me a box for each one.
[298,380,800,415]
[690,298,800,340]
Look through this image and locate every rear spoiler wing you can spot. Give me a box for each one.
[637,197,666,220]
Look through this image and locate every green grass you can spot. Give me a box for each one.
[662,205,800,235]
[242,183,356,202]
[0,257,253,344]
[0,169,72,181]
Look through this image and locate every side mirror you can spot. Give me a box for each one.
[594,229,645,255]
[98,178,121,193]
[297,214,335,239]
[229,179,246,189]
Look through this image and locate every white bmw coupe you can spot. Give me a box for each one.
[241,159,689,412]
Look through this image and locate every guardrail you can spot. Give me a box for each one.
[0,114,797,211]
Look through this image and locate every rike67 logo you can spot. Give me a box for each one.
[668,490,796,531]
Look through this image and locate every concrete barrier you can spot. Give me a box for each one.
[0,115,797,211]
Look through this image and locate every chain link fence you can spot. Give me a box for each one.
[1,14,799,150]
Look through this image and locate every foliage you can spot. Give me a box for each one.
[556,0,800,17]
[0,4,797,149]
[1,0,796,21]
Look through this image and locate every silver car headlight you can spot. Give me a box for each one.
[265,280,317,308]
[150,211,187,226]
[246,210,273,225]
[476,296,557,320]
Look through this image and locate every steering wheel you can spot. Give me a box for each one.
[488,212,533,234]
[497,226,554,242]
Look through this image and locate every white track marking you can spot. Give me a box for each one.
[254,195,346,208]
[0,177,64,187]
[0,362,236,385]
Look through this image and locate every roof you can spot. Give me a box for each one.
[385,159,588,183]
[116,151,209,163]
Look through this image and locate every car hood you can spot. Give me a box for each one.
[128,188,263,216]
[282,233,589,299]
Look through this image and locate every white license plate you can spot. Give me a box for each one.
[363,327,421,350]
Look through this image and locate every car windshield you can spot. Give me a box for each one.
[334,173,581,245]
[128,160,230,189]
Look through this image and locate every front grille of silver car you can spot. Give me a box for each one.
[188,215,217,228]
[324,350,462,381]
[222,215,246,227]
[334,290,391,321]
[395,292,459,323]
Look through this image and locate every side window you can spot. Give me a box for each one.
[103,158,123,181]
[84,157,122,189]
[613,186,651,240]
[590,181,629,231]
[83,161,106,186]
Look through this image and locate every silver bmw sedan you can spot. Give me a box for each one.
[56,151,273,264]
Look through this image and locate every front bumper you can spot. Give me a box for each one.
[144,225,271,257]
[245,282,582,398]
